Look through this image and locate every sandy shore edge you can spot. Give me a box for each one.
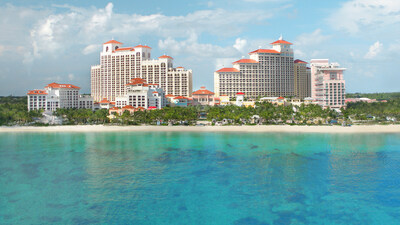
[0,125,400,133]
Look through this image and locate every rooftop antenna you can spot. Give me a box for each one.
[279,34,283,40]
[258,45,262,49]
[242,56,245,58]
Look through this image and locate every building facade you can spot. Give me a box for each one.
[27,82,93,111]
[115,78,166,109]
[214,37,294,98]
[91,40,192,102]
[192,86,218,106]
[294,59,311,99]
[310,59,346,109]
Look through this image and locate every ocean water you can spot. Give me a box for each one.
[1,131,400,225]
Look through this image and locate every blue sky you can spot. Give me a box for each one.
[1,0,399,95]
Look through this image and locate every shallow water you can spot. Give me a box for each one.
[1,132,400,224]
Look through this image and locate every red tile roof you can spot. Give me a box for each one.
[148,106,157,109]
[122,105,135,109]
[99,98,111,104]
[216,68,240,73]
[193,89,214,95]
[165,94,175,98]
[176,66,184,69]
[126,78,147,86]
[109,107,120,110]
[45,82,80,89]
[159,55,173,59]
[236,92,245,95]
[271,40,292,45]
[174,96,188,99]
[134,45,151,49]
[233,59,258,64]
[294,59,308,64]
[27,90,47,95]
[277,96,285,100]
[152,91,158,94]
[104,40,123,45]
[249,49,280,54]
[115,47,133,51]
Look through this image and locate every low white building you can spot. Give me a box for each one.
[27,83,94,111]
[115,78,166,109]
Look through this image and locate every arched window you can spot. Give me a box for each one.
[115,46,119,50]
[161,63,165,67]
[106,46,109,52]
[136,52,140,57]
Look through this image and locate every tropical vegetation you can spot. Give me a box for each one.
[1,95,399,126]
[0,96,42,125]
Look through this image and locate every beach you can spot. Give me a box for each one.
[1,124,400,133]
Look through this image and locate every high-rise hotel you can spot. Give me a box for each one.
[214,37,294,98]
[310,59,346,109]
[91,40,193,102]
[294,59,311,99]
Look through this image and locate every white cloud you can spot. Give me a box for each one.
[215,58,238,70]
[328,0,400,34]
[295,29,329,46]
[364,41,383,59]
[294,29,330,59]
[244,0,290,2]
[68,73,75,81]
[0,45,5,55]
[19,3,272,64]
[82,44,101,55]
[158,33,238,58]
[233,38,247,52]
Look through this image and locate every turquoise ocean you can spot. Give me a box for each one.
[1,131,400,224]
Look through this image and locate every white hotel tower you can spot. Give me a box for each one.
[214,37,294,98]
[91,40,193,102]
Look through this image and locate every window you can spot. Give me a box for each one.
[330,72,337,80]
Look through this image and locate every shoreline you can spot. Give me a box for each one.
[0,124,400,133]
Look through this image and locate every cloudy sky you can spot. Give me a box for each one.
[1,0,399,95]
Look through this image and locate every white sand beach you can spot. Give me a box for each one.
[0,124,400,133]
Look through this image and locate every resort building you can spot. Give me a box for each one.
[27,82,93,111]
[109,105,145,116]
[95,98,115,110]
[219,95,231,105]
[294,59,311,99]
[91,40,193,102]
[260,96,287,106]
[345,98,377,104]
[171,96,190,107]
[114,78,166,110]
[214,36,294,98]
[192,86,220,106]
[310,59,346,109]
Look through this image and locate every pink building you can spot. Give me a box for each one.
[192,86,218,106]
[310,59,346,109]
[345,98,377,104]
